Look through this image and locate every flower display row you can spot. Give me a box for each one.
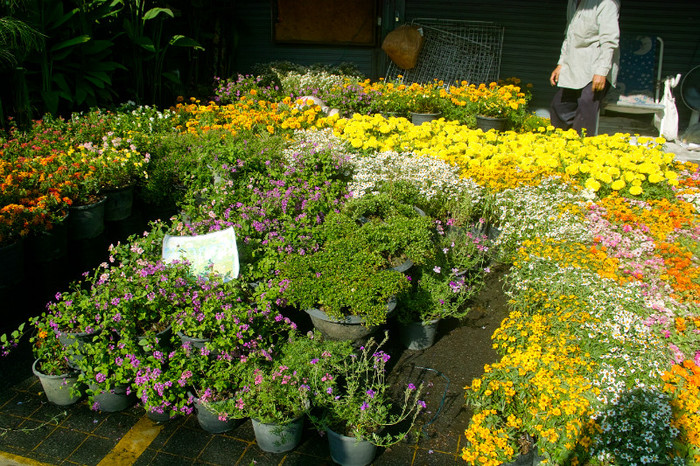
[1,67,699,464]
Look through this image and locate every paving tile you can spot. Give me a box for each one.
[280,451,334,466]
[195,434,249,464]
[27,399,73,424]
[159,424,211,459]
[0,418,56,452]
[59,407,106,434]
[237,447,296,466]
[33,427,86,460]
[147,417,188,450]
[66,434,117,464]
[12,376,40,393]
[132,446,158,466]
[148,450,195,465]
[412,448,462,465]
[223,418,254,442]
[375,444,418,465]
[289,429,329,459]
[92,411,141,439]
[0,392,44,418]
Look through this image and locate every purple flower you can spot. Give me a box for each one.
[366,389,375,399]
[417,400,427,409]
[360,402,369,411]
[95,372,107,383]
[433,266,441,274]
[408,383,416,390]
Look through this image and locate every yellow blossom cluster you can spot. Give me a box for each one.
[173,96,336,136]
[463,292,601,464]
[331,116,679,194]
[461,409,517,466]
[447,81,528,117]
[662,361,700,463]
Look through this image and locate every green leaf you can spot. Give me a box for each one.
[92,61,128,72]
[48,6,77,29]
[41,90,60,115]
[82,40,113,54]
[50,35,91,53]
[143,7,174,21]
[75,85,88,106]
[52,73,70,95]
[169,35,204,51]
[161,71,181,84]
[135,36,156,53]
[84,74,106,89]
[86,71,111,86]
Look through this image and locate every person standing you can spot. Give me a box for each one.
[550,0,620,135]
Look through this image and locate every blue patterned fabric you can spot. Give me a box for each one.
[617,35,657,96]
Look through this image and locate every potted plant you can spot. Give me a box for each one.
[171,276,292,353]
[44,276,104,368]
[396,227,491,350]
[236,331,354,453]
[273,239,409,341]
[72,331,140,412]
[404,80,447,125]
[185,345,250,434]
[448,80,529,131]
[327,191,436,271]
[76,137,147,221]
[92,258,195,350]
[29,315,82,406]
[308,332,426,465]
[134,345,195,422]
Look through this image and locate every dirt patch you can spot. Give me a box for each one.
[385,263,511,453]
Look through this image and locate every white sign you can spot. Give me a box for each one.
[162,227,239,281]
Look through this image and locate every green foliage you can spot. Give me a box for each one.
[134,345,195,418]
[28,317,74,376]
[276,241,408,327]
[327,192,436,267]
[397,228,490,323]
[111,0,203,105]
[74,331,140,396]
[307,332,425,446]
[235,331,354,424]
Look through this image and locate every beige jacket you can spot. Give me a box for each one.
[557,0,620,89]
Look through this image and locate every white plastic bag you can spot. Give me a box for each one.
[656,74,681,140]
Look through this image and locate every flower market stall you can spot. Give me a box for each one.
[1,69,699,465]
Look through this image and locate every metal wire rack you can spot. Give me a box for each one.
[385,18,504,86]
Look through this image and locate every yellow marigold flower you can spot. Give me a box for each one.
[611,179,625,190]
[584,178,601,191]
[629,185,643,195]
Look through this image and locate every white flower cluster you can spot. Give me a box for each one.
[592,387,680,465]
[282,128,352,166]
[491,178,592,261]
[279,71,345,96]
[506,257,667,407]
[348,150,484,203]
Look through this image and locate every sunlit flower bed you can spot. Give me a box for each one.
[171,96,700,463]
[2,77,699,463]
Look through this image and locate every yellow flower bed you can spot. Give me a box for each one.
[464,293,601,465]
[172,96,338,135]
[331,116,679,195]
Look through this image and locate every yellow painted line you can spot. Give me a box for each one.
[97,415,163,466]
[0,451,54,466]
